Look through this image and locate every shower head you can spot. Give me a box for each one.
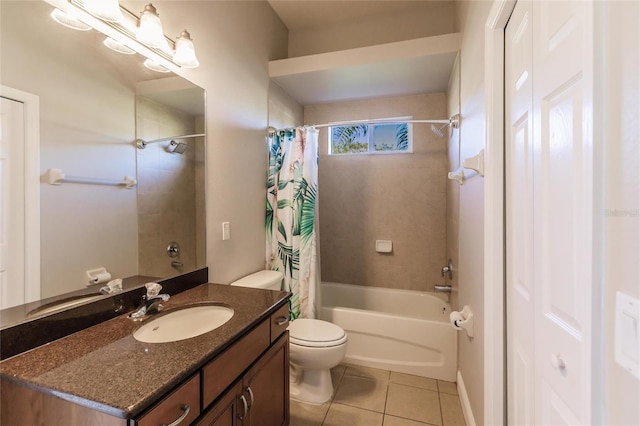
[431,123,448,138]
[167,140,188,154]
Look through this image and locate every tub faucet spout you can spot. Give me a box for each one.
[434,284,452,293]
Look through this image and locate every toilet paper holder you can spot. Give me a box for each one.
[450,305,474,338]
[86,267,112,286]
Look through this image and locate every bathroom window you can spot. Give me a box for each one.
[328,120,412,155]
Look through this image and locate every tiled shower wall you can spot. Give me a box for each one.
[136,96,205,278]
[305,93,448,292]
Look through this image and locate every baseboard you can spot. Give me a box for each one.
[457,370,476,426]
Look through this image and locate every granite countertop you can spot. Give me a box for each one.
[0,275,158,330]
[0,283,290,419]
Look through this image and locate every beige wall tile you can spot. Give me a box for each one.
[136,96,204,277]
[386,383,442,425]
[309,94,448,292]
[323,403,384,426]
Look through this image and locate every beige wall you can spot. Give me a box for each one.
[288,1,456,57]
[129,1,290,284]
[305,94,448,292]
[453,0,493,422]
[1,2,138,297]
[601,1,640,423]
[268,81,304,131]
[135,96,204,278]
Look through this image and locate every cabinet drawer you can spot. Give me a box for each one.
[270,304,290,342]
[202,320,270,407]
[136,373,200,426]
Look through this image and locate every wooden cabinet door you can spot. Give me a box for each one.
[242,332,289,426]
[195,382,242,426]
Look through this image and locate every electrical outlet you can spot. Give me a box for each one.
[222,222,230,240]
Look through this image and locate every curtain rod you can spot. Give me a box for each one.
[134,133,206,149]
[267,115,460,136]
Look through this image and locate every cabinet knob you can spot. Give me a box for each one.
[275,316,288,326]
[551,353,566,371]
[161,404,190,426]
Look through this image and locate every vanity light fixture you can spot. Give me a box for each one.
[50,8,91,31]
[48,0,200,71]
[136,4,168,50]
[83,0,123,23]
[143,58,171,73]
[173,30,199,69]
[103,37,136,55]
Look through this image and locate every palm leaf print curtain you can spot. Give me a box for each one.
[266,127,319,320]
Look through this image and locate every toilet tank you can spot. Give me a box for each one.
[230,270,283,290]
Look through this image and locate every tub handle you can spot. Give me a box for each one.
[275,316,288,326]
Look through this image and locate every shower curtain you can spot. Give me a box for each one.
[266,127,319,320]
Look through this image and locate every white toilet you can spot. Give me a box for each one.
[230,270,348,404]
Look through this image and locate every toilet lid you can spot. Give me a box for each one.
[288,319,347,348]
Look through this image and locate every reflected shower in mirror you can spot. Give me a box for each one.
[0,1,205,325]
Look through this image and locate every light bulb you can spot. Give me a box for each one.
[137,4,168,49]
[173,30,199,68]
[83,0,123,23]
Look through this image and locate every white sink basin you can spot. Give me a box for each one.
[133,304,234,343]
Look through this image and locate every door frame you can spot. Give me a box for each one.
[483,1,515,425]
[0,85,40,304]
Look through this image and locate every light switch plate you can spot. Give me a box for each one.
[615,291,640,379]
[222,222,230,241]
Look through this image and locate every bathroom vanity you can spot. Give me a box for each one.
[0,283,291,426]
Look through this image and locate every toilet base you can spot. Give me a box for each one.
[290,367,334,404]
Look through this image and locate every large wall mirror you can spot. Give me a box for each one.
[0,1,206,325]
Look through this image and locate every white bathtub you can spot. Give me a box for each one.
[320,282,457,381]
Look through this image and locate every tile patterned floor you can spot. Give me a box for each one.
[290,364,466,426]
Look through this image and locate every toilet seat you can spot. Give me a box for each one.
[288,319,347,348]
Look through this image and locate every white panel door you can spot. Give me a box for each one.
[0,96,26,309]
[506,0,593,424]
[532,1,593,424]
[505,1,534,424]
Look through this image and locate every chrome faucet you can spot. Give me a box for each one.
[441,259,453,280]
[129,283,170,319]
[434,284,452,293]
